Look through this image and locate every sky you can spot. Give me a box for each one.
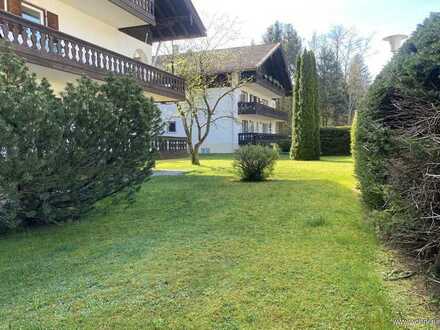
[192,0,439,76]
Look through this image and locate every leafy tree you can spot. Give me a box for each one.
[312,26,371,126]
[160,15,248,166]
[347,54,370,123]
[316,44,347,126]
[263,21,303,77]
[291,50,320,160]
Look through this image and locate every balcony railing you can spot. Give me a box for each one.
[0,11,185,100]
[238,102,288,121]
[109,0,155,24]
[152,136,188,159]
[238,133,288,146]
[241,71,287,97]
[256,72,287,96]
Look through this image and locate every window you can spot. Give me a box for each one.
[21,2,44,25]
[242,120,249,133]
[250,121,255,133]
[261,99,269,106]
[240,91,249,103]
[167,121,177,133]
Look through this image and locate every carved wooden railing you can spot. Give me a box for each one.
[238,133,288,146]
[109,0,155,23]
[241,71,286,97]
[152,136,188,158]
[238,102,288,121]
[0,10,185,100]
[256,72,286,96]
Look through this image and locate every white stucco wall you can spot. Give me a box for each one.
[159,84,285,154]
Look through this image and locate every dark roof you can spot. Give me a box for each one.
[120,0,206,43]
[157,43,293,94]
[151,0,206,42]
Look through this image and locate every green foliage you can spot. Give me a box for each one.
[0,50,161,232]
[233,145,279,181]
[277,139,291,153]
[263,21,302,77]
[350,113,357,157]
[320,127,351,156]
[291,50,320,160]
[354,13,440,265]
[316,44,348,126]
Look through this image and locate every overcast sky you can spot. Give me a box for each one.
[192,0,439,76]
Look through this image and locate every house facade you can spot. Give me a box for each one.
[159,43,292,154]
[0,0,206,157]
[0,0,205,101]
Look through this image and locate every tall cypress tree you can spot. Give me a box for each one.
[310,51,321,158]
[291,50,320,160]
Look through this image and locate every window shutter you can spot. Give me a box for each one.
[47,11,59,30]
[7,0,21,15]
[0,0,5,11]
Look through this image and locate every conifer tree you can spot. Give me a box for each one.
[291,50,320,160]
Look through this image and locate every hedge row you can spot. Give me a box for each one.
[279,127,351,156]
[320,127,351,156]
[353,13,440,271]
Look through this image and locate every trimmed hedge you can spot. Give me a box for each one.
[320,127,351,156]
[354,13,440,271]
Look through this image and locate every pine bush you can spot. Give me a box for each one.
[233,145,279,182]
[0,50,161,232]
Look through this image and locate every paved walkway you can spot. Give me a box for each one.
[152,170,187,177]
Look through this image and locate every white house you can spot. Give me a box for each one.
[159,43,293,154]
[0,0,206,157]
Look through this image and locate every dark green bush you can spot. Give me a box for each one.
[320,127,351,156]
[233,145,279,182]
[0,50,161,232]
[354,13,440,268]
[277,139,291,153]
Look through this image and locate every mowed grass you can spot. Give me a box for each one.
[0,155,433,329]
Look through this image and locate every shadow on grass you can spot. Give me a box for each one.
[0,174,380,330]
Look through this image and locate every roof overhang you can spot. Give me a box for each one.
[256,44,293,96]
[120,0,206,43]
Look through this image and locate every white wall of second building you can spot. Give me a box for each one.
[159,83,285,154]
[159,87,241,154]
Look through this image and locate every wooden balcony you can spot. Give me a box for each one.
[238,102,288,121]
[238,133,288,146]
[108,0,155,24]
[152,136,188,159]
[255,72,287,97]
[241,71,287,97]
[0,11,185,101]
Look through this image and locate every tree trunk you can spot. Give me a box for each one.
[191,147,200,166]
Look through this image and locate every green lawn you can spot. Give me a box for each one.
[0,155,433,329]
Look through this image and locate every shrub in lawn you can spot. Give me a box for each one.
[0,50,161,232]
[354,13,440,271]
[320,127,351,156]
[233,145,279,182]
